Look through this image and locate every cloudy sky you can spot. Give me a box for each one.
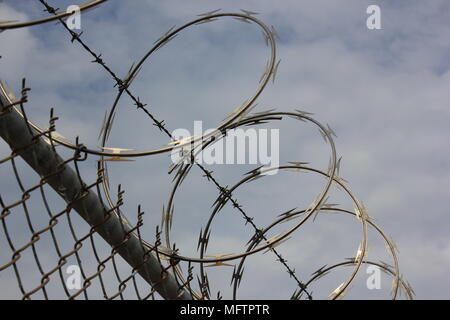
[1,0,449,299]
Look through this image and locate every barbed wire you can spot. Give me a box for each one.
[0,1,413,300]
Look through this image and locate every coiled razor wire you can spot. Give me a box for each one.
[0,1,414,299]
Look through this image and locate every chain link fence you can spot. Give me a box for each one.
[0,82,193,300]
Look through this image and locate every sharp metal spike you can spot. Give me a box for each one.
[322,202,339,209]
[262,232,290,254]
[278,208,299,223]
[98,146,135,162]
[271,59,281,83]
[105,111,116,141]
[311,196,328,221]
[197,9,221,17]
[205,261,234,268]
[197,228,203,251]
[259,60,272,84]
[288,161,309,166]
[205,230,211,251]
[326,123,337,138]
[156,34,178,51]
[336,156,342,177]
[154,25,176,44]
[207,253,233,259]
[233,16,251,24]
[98,110,108,141]
[244,165,265,176]
[295,109,314,117]
[263,236,291,254]
[259,66,269,84]
[230,266,237,286]
[197,229,211,251]
[270,25,279,40]
[124,62,135,81]
[312,264,328,276]
[178,164,193,185]
[170,162,184,182]
[240,9,259,16]
[319,127,328,143]
[277,207,297,218]
[230,266,244,288]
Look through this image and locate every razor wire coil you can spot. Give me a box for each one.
[0,0,414,300]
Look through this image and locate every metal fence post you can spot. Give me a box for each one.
[0,86,191,300]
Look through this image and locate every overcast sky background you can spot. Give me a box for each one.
[1,0,449,299]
